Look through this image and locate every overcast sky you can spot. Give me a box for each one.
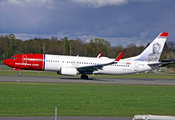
[0,0,174,47]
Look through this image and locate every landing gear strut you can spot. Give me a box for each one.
[81,74,88,79]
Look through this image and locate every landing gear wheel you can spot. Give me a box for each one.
[81,75,83,79]
[81,74,88,79]
[85,75,88,79]
[18,72,21,76]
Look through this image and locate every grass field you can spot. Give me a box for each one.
[0,67,175,117]
[1,82,175,117]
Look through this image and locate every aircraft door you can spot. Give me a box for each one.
[22,55,27,65]
[134,62,138,71]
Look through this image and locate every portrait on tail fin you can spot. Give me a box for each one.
[145,42,161,62]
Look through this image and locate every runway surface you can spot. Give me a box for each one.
[0,75,174,120]
[0,75,175,86]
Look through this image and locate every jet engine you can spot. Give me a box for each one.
[58,67,78,76]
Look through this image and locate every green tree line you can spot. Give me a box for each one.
[0,34,175,67]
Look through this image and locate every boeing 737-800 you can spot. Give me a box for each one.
[3,32,168,79]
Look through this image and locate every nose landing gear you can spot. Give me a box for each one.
[18,72,21,76]
[12,68,21,76]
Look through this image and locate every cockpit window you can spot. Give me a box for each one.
[10,57,17,60]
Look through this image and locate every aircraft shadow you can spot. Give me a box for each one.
[59,77,108,81]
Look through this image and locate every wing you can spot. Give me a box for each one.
[77,52,123,74]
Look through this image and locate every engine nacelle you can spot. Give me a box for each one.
[59,67,78,76]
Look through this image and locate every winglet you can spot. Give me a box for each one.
[97,53,102,58]
[114,52,123,61]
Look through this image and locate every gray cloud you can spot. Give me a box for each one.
[72,0,128,8]
[0,0,53,7]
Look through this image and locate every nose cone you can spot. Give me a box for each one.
[3,59,9,65]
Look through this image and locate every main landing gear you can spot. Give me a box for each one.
[81,74,88,79]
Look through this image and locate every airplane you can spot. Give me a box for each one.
[3,32,168,79]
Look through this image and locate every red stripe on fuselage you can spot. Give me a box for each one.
[8,54,44,71]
